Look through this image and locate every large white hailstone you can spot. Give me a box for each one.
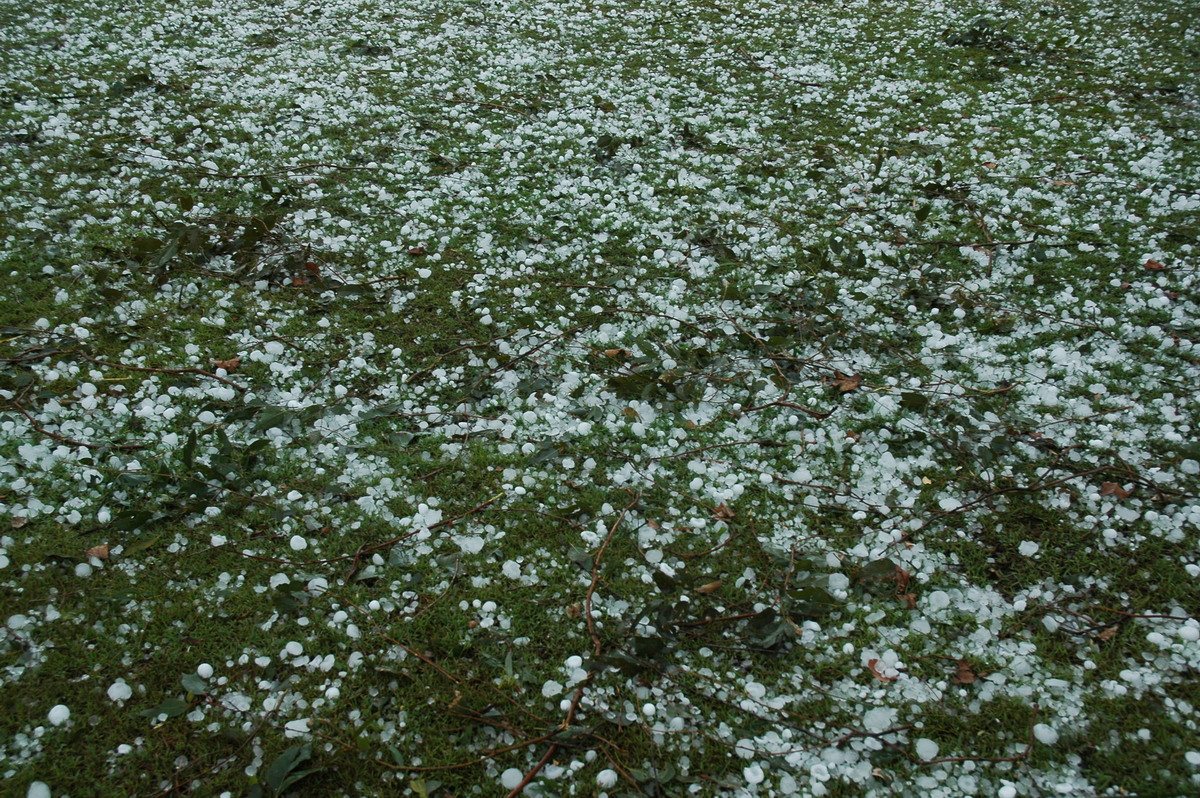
[1018,540,1040,556]
[915,738,940,760]
[596,769,618,789]
[998,783,1017,798]
[283,718,311,738]
[27,783,51,798]
[196,663,214,679]
[107,680,133,702]
[541,680,564,697]
[289,535,308,551]
[1033,723,1060,745]
[501,768,524,790]
[48,704,70,726]
[743,763,765,784]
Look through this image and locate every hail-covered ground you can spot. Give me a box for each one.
[1,0,1198,795]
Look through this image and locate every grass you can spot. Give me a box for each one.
[1,0,1199,796]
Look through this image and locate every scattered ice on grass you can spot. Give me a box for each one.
[47,705,69,726]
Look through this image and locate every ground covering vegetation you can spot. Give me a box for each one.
[1,0,1198,795]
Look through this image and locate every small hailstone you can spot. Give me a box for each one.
[1018,540,1040,556]
[998,784,1017,798]
[197,663,214,679]
[642,702,655,716]
[289,535,308,551]
[1033,723,1059,745]
[285,641,304,656]
[108,680,133,701]
[745,681,766,700]
[915,738,939,760]
[7,613,28,630]
[743,764,765,784]
[27,783,51,798]
[938,497,962,511]
[75,562,93,578]
[501,768,524,790]
[596,769,619,789]
[48,704,70,725]
[541,680,564,697]
[1185,750,1200,765]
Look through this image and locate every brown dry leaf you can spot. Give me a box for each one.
[11,516,28,529]
[712,503,735,521]
[1049,179,1076,186]
[898,593,918,610]
[407,246,427,256]
[565,603,582,619]
[894,566,912,592]
[953,659,977,684]
[1099,482,1131,499]
[832,371,863,393]
[622,406,642,421]
[694,580,723,595]
[1144,259,1166,271]
[603,348,628,359]
[646,518,660,530]
[210,357,240,372]
[868,658,898,682]
[1096,625,1120,642]
[981,161,998,170]
[85,544,110,560]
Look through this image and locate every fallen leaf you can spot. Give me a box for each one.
[1096,625,1120,642]
[894,566,912,592]
[602,348,628,359]
[868,658,897,682]
[565,603,582,619]
[897,593,917,610]
[291,275,307,287]
[622,406,642,421]
[1049,179,1076,186]
[407,246,427,256]
[981,161,998,169]
[1099,482,1130,499]
[210,357,240,372]
[712,503,735,521]
[11,516,28,529]
[694,580,723,595]
[952,659,977,684]
[1143,259,1166,271]
[85,544,110,560]
[831,371,863,393]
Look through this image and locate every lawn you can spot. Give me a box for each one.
[1,0,1198,795]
